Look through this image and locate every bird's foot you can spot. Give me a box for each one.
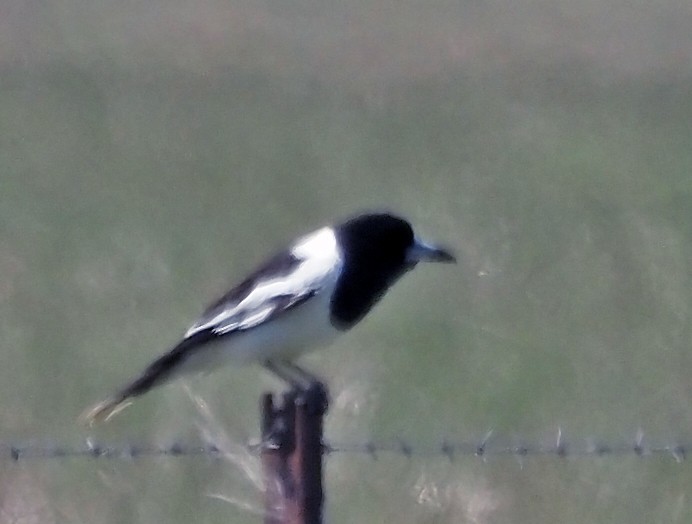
[297,380,329,416]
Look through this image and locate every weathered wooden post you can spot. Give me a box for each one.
[261,385,327,524]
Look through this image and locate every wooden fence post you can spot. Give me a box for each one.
[261,385,327,524]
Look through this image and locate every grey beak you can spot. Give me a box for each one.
[406,238,456,264]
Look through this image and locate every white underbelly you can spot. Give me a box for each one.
[173,290,340,378]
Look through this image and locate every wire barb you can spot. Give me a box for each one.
[1,432,690,462]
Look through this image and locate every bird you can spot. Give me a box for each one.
[81,212,455,425]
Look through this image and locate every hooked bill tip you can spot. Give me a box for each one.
[407,238,457,264]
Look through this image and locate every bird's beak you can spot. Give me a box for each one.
[406,237,456,264]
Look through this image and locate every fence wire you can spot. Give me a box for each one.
[2,430,689,463]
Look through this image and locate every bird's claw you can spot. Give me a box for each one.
[298,380,329,416]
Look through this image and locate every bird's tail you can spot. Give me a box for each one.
[79,337,200,426]
[79,395,134,426]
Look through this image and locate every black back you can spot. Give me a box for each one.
[330,213,415,329]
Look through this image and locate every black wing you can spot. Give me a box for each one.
[184,250,324,338]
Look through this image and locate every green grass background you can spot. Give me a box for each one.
[2,0,692,522]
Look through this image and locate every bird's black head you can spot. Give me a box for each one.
[330,212,455,329]
[336,213,415,268]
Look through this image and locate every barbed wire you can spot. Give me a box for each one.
[2,430,688,463]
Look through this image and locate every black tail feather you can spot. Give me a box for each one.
[80,335,207,425]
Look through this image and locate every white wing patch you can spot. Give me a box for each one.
[184,227,342,338]
[213,303,275,335]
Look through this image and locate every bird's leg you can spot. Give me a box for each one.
[263,360,329,415]
[263,360,308,387]
[279,361,323,386]
[279,361,329,415]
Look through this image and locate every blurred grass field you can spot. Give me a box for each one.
[2,0,692,522]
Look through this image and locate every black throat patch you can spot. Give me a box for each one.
[329,213,414,330]
[330,261,409,330]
